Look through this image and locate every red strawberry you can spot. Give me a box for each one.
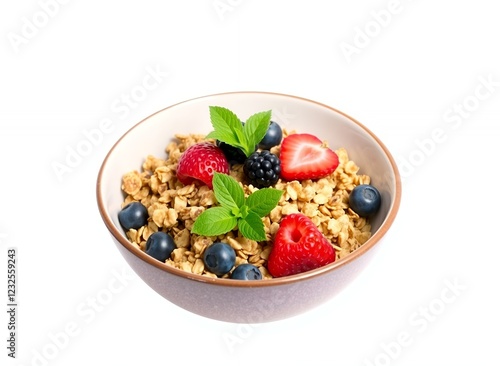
[279,133,339,181]
[176,142,229,189]
[267,213,336,277]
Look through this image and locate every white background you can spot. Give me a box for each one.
[1,0,499,365]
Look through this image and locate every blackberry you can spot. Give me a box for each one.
[243,150,281,188]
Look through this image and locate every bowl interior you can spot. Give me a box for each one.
[98,92,400,282]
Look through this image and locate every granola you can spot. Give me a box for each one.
[121,131,372,279]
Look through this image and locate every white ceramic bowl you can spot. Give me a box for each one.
[96,92,401,323]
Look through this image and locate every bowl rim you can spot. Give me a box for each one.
[96,91,402,288]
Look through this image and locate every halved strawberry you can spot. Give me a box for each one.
[279,133,339,181]
[267,213,336,277]
[176,142,229,189]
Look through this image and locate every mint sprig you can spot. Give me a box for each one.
[191,173,283,241]
[206,106,271,157]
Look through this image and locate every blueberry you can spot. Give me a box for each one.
[145,232,176,262]
[258,121,283,150]
[231,264,262,280]
[118,202,148,231]
[203,242,236,276]
[349,184,381,217]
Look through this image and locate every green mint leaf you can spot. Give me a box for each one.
[239,204,249,219]
[205,130,240,147]
[231,206,241,218]
[242,110,272,156]
[213,173,244,209]
[207,106,245,148]
[245,188,283,217]
[238,211,267,241]
[206,106,272,158]
[191,105,283,242]
[191,206,237,237]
